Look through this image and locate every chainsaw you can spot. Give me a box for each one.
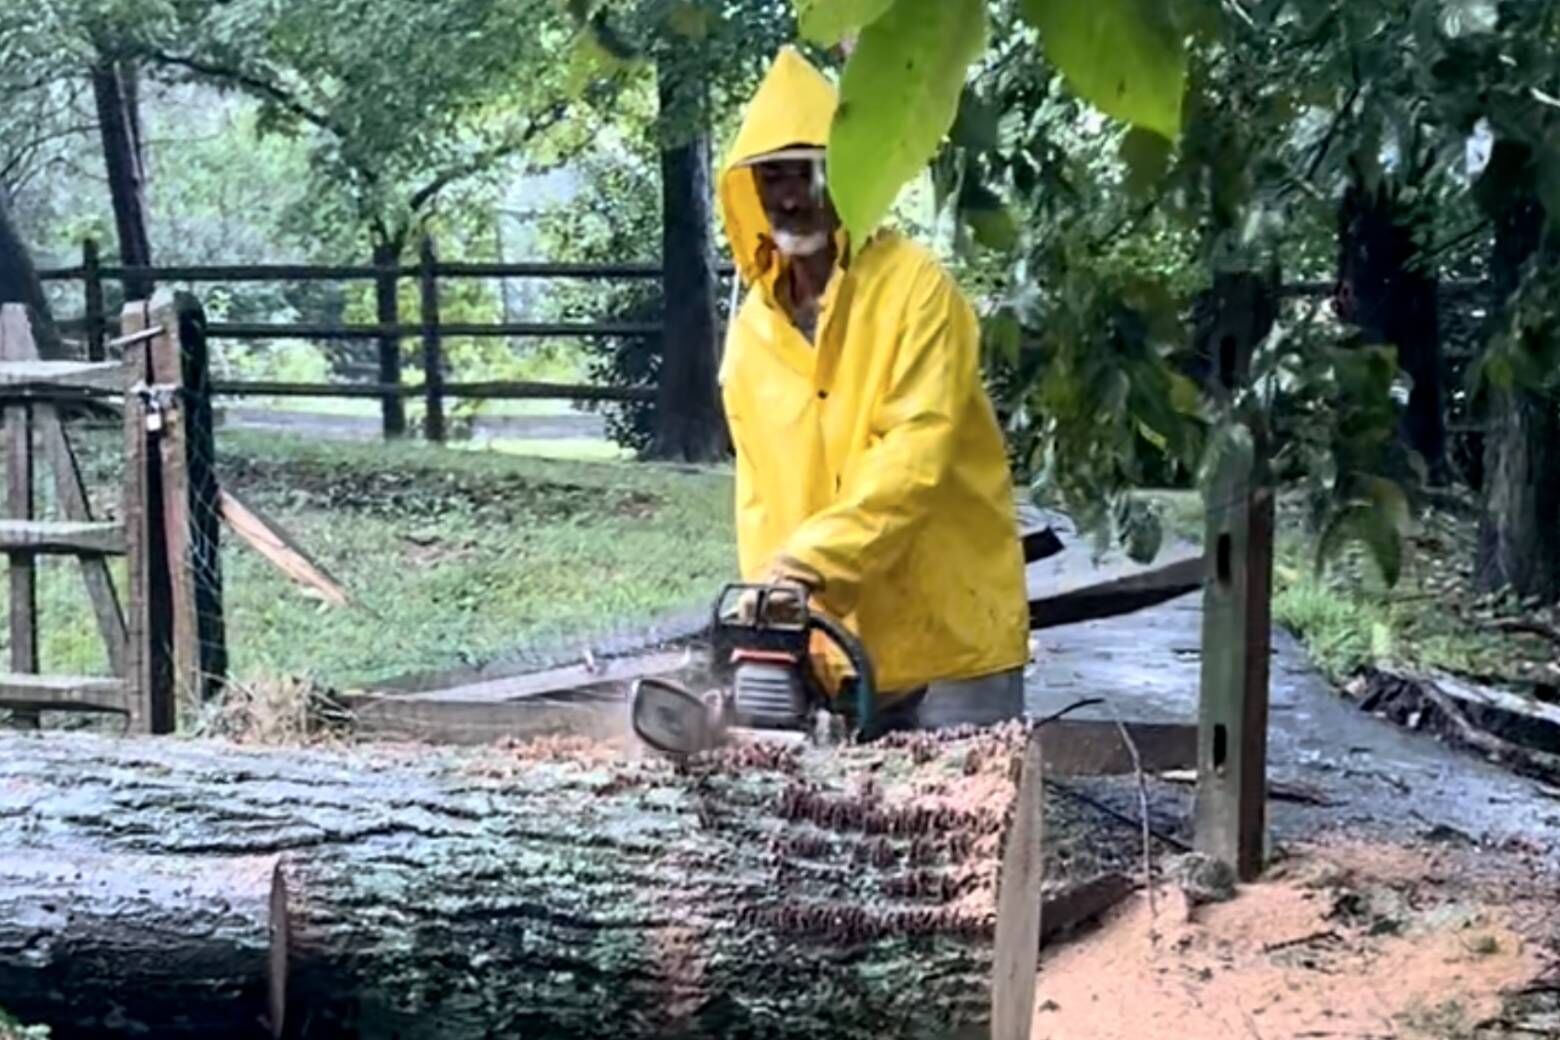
[629,582,878,756]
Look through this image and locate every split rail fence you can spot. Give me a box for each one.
[39,237,736,443]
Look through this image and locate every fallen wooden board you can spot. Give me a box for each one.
[389,648,693,705]
[219,486,349,607]
[1039,719,1197,777]
[1039,872,1134,947]
[1156,769,1340,807]
[1022,526,1065,564]
[370,607,712,694]
[343,689,627,745]
[1029,555,1203,630]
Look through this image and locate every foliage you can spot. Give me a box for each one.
[564,0,797,148]
[791,0,1559,583]
[121,0,591,258]
[802,0,1188,243]
[532,153,667,454]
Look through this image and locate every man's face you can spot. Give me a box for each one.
[754,158,839,257]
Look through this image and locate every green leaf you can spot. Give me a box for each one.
[961,182,1018,251]
[1021,0,1187,141]
[1120,125,1173,196]
[968,205,1018,251]
[828,0,988,243]
[1357,505,1404,587]
[798,0,898,46]
[984,311,1023,366]
[563,29,636,98]
[1363,476,1412,538]
[1167,370,1201,414]
[1137,419,1169,451]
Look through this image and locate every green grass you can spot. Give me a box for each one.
[243,397,581,420]
[452,437,632,462]
[5,431,736,691]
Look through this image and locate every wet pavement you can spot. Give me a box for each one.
[216,406,606,442]
[1020,508,1560,861]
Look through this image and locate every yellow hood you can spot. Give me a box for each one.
[718,46,838,287]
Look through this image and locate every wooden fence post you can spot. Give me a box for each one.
[83,238,106,362]
[1194,271,1278,883]
[173,291,226,699]
[1,307,39,729]
[420,234,445,444]
[122,298,175,734]
[373,243,405,438]
[148,291,226,708]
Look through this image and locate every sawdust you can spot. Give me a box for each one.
[1031,838,1551,1040]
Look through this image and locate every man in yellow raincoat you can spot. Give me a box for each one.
[716,46,1031,732]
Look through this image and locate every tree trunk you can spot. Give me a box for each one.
[1336,176,1446,479]
[0,726,1040,1039]
[0,191,66,358]
[91,59,154,301]
[1476,177,1560,604]
[372,237,406,437]
[650,61,726,463]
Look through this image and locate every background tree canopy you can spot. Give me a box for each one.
[1,0,1556,601]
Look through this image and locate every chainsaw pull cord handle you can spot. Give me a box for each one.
[807,611,876,733]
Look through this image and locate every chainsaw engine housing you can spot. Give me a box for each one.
[731,654,809,731]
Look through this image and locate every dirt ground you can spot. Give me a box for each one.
[1032,835,1560,1039]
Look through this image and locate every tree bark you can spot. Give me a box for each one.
[1476,180,1559,604]
[0,726,1039,1039]
[372,237,406,437]
[650,61,726,463]
[1336,176,1446,479]
[0,191,66,358]
[91,59,154,301]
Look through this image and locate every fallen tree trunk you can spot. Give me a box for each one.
[0,726,1042,1040]
[0,851,281,1037]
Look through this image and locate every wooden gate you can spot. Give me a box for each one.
[0,292,225,733]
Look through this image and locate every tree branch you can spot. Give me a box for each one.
[0,123,99,189]
[405,99,570,215]
[1304,80,1363,183]
[143,49,346,139]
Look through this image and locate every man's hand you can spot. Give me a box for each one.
[736,566,818,624]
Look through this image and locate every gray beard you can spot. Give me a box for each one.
[773,229,829,257]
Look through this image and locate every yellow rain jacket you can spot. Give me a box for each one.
[716,47,1030,696]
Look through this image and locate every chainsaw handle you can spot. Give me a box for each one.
[808,610,877,731]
